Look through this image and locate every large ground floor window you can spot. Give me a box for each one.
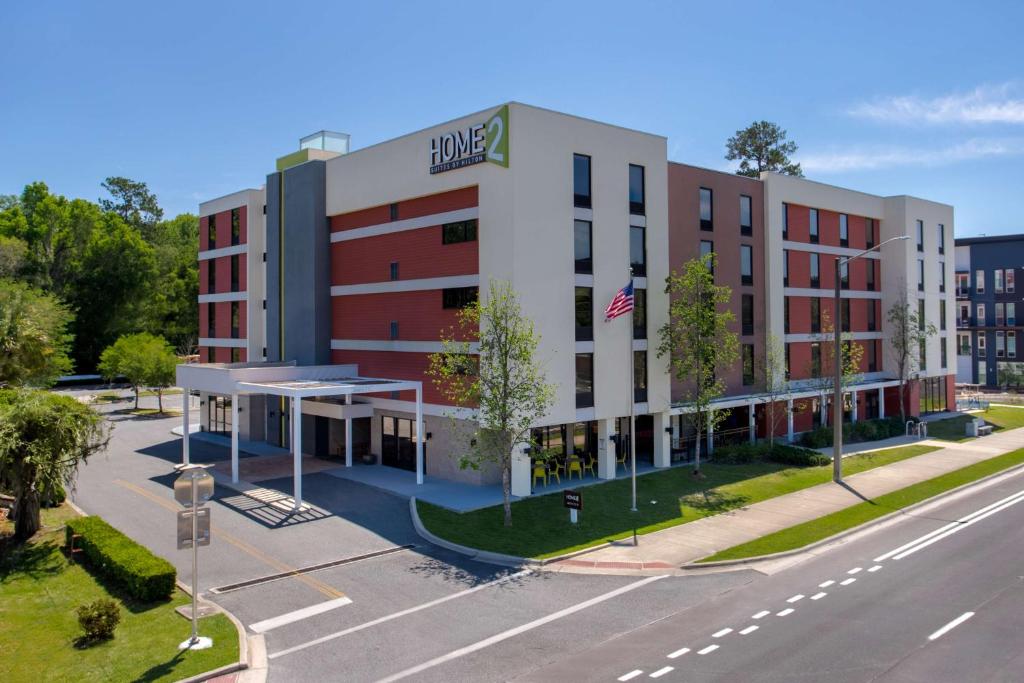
[919,375,947,415]
[207,395,231,435]
[381,416,423,472]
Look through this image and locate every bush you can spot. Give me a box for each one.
[66,516,176,602]
[712,441,828,467]
[712,442,762,464]
[764,444,831,467]
[76,598,121,641]
[800,426,832,449]
[801,417,911,448]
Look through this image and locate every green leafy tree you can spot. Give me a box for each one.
[0,235,28,277]
[887,289,938,422]
[807,309,865,426]
[98,333,178,411]
[0,279,74,386]
[757,333,791,449]
[0,389,109,541]
[658,253,739,474]
[428,279,556,527]
[99,176,164,238]
[726,121,803,178]
[144,213,199,349]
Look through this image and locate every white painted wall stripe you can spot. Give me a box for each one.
[199,291,248,303]
[330,207,478,243]
[331,274,479,297]
[199,337,248,348]
[198,243,248,261]
[330,339,480,354]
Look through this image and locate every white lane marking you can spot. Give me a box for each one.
[819,580,835,588]
[268,569,532,659]
[811,592,828,600]
[619,670,643,681]
[893,494,1024,561]
[712,627,733,638]
[250,596,353,633]
[650,666,674,678]
[739,625,759,635]
[697,644,719,655]
[840,578,857,586]
[848,567,862,575]
[787,594,804,603]
[777,608,795,616]
[928,612,975,641]
[375,575,667,682]
[868,565,883,572]
[874,489,1024,562]
[752,610,770,619]
[667,647,690,659]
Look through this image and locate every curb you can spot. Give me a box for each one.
[174,579,267,683]
[683,460,1024,570]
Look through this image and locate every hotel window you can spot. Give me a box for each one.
[865,218,875,248]
[740,195,752,236]
[782,203,789,239]
[996,303,1005,327]
[231,348,241,363]
[230,255,239,292]
[810,253,820,288]
[867,340,878,372]
[916,220,924,251]
[918,259,925,291]
[1009,331,1018,359]
[996,331,1005,358]
[573,154,591,208]
[633,289,646,340]
[841,298,851,332]
[995,269,1004,294]
[230,302,239,339]
[389,321,399,340]
[390,261,399,281]
[784,297,790,334]
[575,287,593,341]
[866,259,876,291]
[207,260,216,293]
[938,224,945,254]
[1007,269,1016,293]
[231,208,240,246]
[630,226,646,276]
[742,345,755,386]
[940,300,947,331]
[867,300,877,331]
[442,219,477,244]
[207,214,216,249]
[442,286,478,309]
[575,353,594,408]
[628,164,645,215]
[783,249,789,286]
[919,339,927,370]
[811,297,821,333]
[700,240,714,276]
[918,299,926,331]
[809,208,819,243]
[840,261,849,290]
[938,263,945,293]
[740,245,753,286]
[976,269,985,293]
[1009,303,1017,326]
[811,342,822,377]
[941,338,948,368]
[979,359,987,380]
[207,304,215,337]
[389,203,399,221]
[634,351,648,403]
[742,294,754,336]
[574,220,592,274]
[839,214,848,247]
[699,187,713,231]
[977,303,986,326]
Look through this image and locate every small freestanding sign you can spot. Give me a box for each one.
[564,489,582,524]
[174,463,215,651]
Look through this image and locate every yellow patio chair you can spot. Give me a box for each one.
[583,455,596,478]
[566,456,583,480]
[615,449,628,473]
[532,463,548,488]
[548,459,563,484]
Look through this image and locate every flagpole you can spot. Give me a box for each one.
[629,267,637,513]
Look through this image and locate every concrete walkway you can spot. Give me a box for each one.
[552,426,1024,572]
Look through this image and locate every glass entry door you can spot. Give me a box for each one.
[208,395,232,435]
[381,416,423,472]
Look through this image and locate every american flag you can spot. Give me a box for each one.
[604,281,634,321]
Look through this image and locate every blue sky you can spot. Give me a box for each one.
[2,0,1022,236]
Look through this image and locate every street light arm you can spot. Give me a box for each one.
[838,235,911,267]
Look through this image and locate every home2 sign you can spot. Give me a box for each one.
[429,105,509,174]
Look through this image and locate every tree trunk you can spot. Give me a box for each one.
[501,454,512,528]
[133,385,140,410]
[898,380,907,423]
[693,422,702,474]
[14,487,41,542]
[157,388,163,413]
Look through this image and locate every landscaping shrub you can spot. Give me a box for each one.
[711,442,762,464]
[764,444,831,467]
[712,442,828,467]
[800,426,832,448]
[66,516,176,602]
[801,417,912,448]
[76,598,121,641]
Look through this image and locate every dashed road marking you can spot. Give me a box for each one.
[819,580,835,588]
[618,670,643,681]
[667,647,690,659]
[848,567,862,574]
[739,625,758,635]
[811,592,828,600]
[650,666,674,678]
[697,644,719,655]
[928,612,975,641]
[712,628,733,638]
[868,564,883,572]
[840,578,857,586]
[752,610,770,619]
[787,594,804,603]
[777,608,795,617]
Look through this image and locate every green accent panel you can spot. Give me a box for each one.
[485,105,509,168]
[276,148,313,171]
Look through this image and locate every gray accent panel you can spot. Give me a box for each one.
[265,172,283,363]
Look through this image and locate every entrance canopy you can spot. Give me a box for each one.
[175,361,425,510]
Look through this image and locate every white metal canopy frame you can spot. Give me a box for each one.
[176,362,425,510]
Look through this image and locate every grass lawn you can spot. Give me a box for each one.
[0,506,238,683]
[701,446,1024,562]
[926,405,1024,442]
[417,443,939,559]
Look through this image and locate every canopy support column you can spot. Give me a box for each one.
[231,393,239,483]
[344,394,353,468]
[292,397,303,511]
[182,388,190,465]
[415,385,424,485]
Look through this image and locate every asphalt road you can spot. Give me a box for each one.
[68,390,1024,682]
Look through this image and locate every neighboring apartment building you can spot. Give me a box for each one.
[954,234,1024,388]
[189,102,955,496]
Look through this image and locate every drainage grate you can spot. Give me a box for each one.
[209,544,416,594]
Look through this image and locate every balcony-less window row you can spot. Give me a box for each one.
[993,268,1017,294]
[782,204,878,250]
[442,286,478,309]
[785,297,878,334]
[442,219,477,244]
[574,219,648,278]
[574,155,646,216]
[575,287,646,342]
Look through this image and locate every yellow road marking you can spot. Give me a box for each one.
[113,479,345,599]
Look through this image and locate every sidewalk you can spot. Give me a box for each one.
[551,426,1024,572]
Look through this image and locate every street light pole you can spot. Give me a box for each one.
[832,235,910,483]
